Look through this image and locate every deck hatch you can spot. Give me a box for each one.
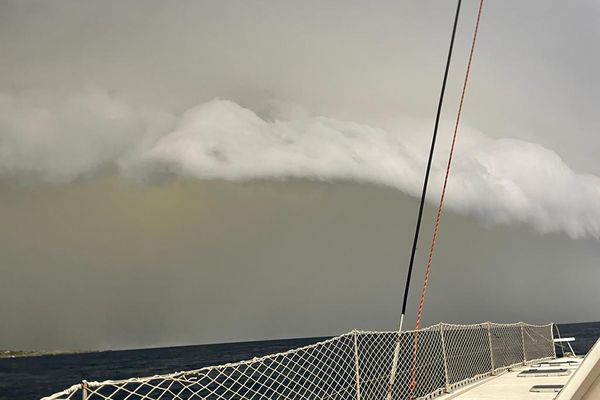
[518,368,570,377]
[529,384,564,393]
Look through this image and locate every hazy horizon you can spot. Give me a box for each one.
[1,0,599,351]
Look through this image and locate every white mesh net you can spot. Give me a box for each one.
[42,322,554,400]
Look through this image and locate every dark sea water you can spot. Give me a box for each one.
[0,336,327,400]
[1,322,599,400]
[554,321,600,356]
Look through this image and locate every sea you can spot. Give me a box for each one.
[1,321,599,400]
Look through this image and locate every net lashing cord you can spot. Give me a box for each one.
[42,322,555,400]
[410,0,485,398]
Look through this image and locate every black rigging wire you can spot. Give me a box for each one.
[398,0,463,330]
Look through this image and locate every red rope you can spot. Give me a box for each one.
[415,0,484,332]
[410,0,484,396]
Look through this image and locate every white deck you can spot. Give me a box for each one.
[437,357,581,400]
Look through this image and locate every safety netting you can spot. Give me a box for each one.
[42,322,555,400]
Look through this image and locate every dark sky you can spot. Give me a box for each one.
[0,0,599,350]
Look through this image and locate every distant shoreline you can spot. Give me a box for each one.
[0,350,91,359]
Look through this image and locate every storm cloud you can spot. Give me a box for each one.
[1,91,599,238]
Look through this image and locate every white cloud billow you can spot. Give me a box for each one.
[1,90,599,238]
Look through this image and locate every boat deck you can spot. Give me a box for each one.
[437,357,581,400]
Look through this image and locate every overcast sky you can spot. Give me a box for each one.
[1,0,599,351]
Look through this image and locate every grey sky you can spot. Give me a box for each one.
[0,0,599,350]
